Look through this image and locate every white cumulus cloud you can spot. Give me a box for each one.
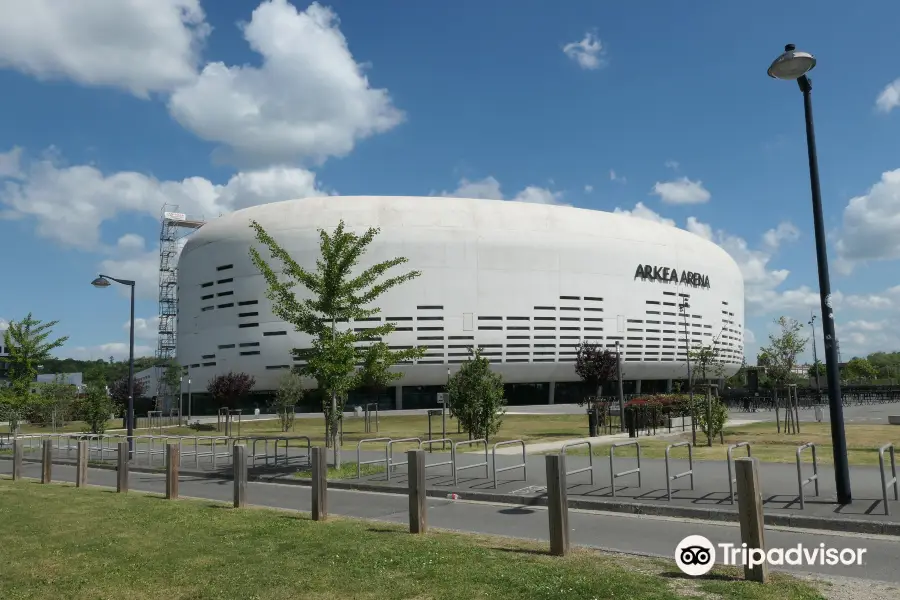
[835,167,900,273]
[0,0,209,97]
[440,176,565,205]
[876,79,900,113]
[562,32,606,70]
[613,202,675,228]
[168,0,404,166]
[651,177,711,205]
[0,148,326,251]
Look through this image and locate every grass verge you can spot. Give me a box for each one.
[0,479,824,600]
[292,461,386,480]
[556,422,900,466]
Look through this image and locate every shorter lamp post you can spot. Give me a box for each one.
[91,274,135,458]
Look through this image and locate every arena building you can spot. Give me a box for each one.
[176,196,744,411]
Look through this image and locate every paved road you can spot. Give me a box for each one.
[2,460,899,583]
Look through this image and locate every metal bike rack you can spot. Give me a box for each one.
[609,440,641,498]
[356,437,391,479]
[452,439,489,485]
[492,440,526,489]
[560,440,594,485]
[796,442,819,509]
[421,439,454,473]
[727,442,752,505]
[664,441,694,501]
[878,443,898,516]
[386,437,423,481]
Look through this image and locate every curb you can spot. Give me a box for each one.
[4,455,899,537]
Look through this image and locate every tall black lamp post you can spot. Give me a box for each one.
[92,274,136,459]
[679,301,696,445]
[768,44,851,504]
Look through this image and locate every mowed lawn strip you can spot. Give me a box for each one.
[556,422,900,466]
[141,413,596,451]
[0,480,824,600]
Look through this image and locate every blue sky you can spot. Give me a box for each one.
[1,0,899,364]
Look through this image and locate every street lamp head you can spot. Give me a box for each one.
[91,276,111,288]
[767,43,816,80]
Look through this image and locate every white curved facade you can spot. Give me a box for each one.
[177,196,744,394]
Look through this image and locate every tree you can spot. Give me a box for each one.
[573,341,618,406]
[0,313,68,432]
[842,357,878,383]
[272,372,305,432]
[758,317,807,387]
[249,219,425,468]
[207,372,255,436]
[29,374,78,427]
[447,347,506,442]
[689,333,727,384]
[807,360,826,378]
[109,377,147,418]
[73,384,115,434]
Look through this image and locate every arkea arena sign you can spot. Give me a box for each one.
[634,264,711,289]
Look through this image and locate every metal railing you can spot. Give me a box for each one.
[878,443,898,516]
[609,440,641,498]
[560,440,594,485]
[796,442,819,509]
[452,439,488,485]
[727,442,752,505]
[356,437,391,479]
[664,441,693,501]
[492,440,526,489]
[420,439,454,473]
[386,437,423,481]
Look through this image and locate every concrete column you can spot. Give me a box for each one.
[395,385,403,410]
[665,379,673,393]
[548,381,556,405]
[634,380,641,394]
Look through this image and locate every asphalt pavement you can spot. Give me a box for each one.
[2,460,899,584]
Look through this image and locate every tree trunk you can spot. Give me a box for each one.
[332,419,341,469]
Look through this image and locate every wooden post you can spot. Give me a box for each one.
[233,444,247,508]
[76,440,88,487]
[12,439,23,480]
[735,457,769,583]
[311,446,327,521]
[408,449,427,534]
[41,440,52,483]
[117,442,129,493]
[165,444,179,499]
[545,454,570,556]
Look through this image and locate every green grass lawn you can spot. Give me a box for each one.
[161,413,598,451]
[560,422,900,466]
[0,420,121,435]
[0,479,824,600]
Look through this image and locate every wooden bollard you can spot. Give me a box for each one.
[233,445,247,508]
[12,439,23,480]
[41,440,52,483]
[735,457,769,583]
[76,440,88,487]
[408,449,427,534]
[311,446,327,521]
[165,444,179,499]
[546,454,570,556]
[117,442,129,493]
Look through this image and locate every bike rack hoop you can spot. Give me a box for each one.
[878,443,898,516]
[492,440,526,489]
[796,442,819,510]
[609,440,641,498]
[355,437,392,480]
[452,439,489,485]
[664,441,694,501]
[560,440,594,486]
[726,442,752,505]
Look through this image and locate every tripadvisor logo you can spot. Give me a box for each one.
[634,264,711,289]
